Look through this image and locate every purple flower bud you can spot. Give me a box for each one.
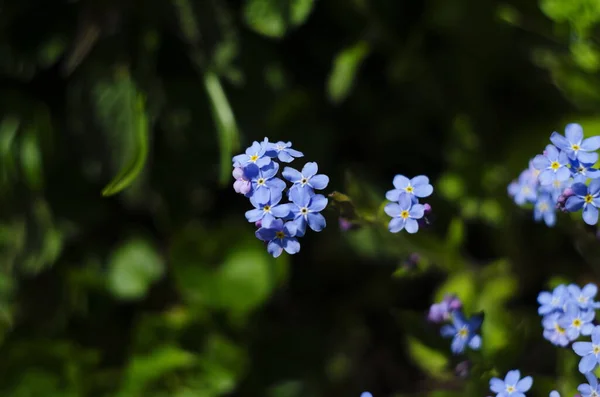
[232,167,244,180]
[556,187,575,212]
[427,294,462,323]
[455,360,470,378]
[423,203,432,215]
[233,179,251,195]
[339,217,352,231]
[562,187,574,198]
[444,294,462,311]
[255,220,262,228]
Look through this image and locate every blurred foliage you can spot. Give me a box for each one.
[1,0,600,396]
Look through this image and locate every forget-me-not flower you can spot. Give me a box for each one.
[265,141,304,163]
[568,283,600,310]
[549,391,560,397]
[534,193,556,227]
[542,313,570,347]
[250,162,287,203]
[386,175,433,203]
[566,180,600,225]
[508,170,538,205]
[283,162,329,194]
[360,393,373,397]
[532,144,570,186]
[428,294,462,323]
[578,372,600,397]
[489,370,533,397]
[286,187,328,237]
[385,194,425,233]
[570,158,600,183]
[232,141,272,168]
[245,190,291,227]
[440,310,482,354]
[559,303,595,341]
[550,123,600,164]
[573,325,600,373]
[538,285,568,315]
[255,219,300,258]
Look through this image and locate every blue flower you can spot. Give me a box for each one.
[282,162,329,194]
[549,391,560,397]
[550,123,600,164]
[568,283,600,310]
[250,162,287,203]
[287,187,328,237]
[255,219,300,258]
[245,190,290,227]
[573,325,600,373]
[558,303,595,341]
[540,178,572,204]
[384,194,425,233]
[360,393,372,397]
[534,193,556,227]
[489,370,533,397]
[566,181,600,225]
[508,171,538,205]
[570,158,600,183]
[265,141,304,163]
[532,144,570,186]
[542,313,569,347]
[385,174,433,203]
[578,372,600,397]
[440,310,482,354]
[232,141,272,168]
[538,285,568,315]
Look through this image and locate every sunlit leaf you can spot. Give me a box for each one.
[243,0,315,38]
[327,41,370,104]
[19,127,43,191]
[406,336,449,380]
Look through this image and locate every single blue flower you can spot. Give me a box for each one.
[385,194,425,233]
[245,190,291,227]
[440,310,482,354]
[232,141,272,168]
[282,162,329,194]
[255,219,300,258]
[386,174,433,203]
[573,325,600,373]
[568,283,600,310]
[538,285,568,315]
[287,187,328,237]
[570,158,600,183]
[508,168,538,205]
[532,144,570,186]
[549,391,560,397]
[579,372,600,397]
[360,393,373,397]
[566,181,600,225]
[489,369,533,397]
[542,313,570,347]
[558,303,595,341]
[265,141,304,163]
[250,162,287,204]
[534,193,556,227]
[550,123,600,164]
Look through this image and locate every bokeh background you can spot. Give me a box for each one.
[1,0,600,396]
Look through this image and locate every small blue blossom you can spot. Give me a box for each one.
[245,190,291,227]
[255,219,300,258]
[534,193,556,227]
[568,283,600,310]
[360,393,373,397]
[428,294,463,323]
[532,144,570,186]
[287,187,328,237]
[386,174,433,203]
[489,370,533,397]
[537,284,568,315]
[250,162,287,203]
[540,178,572,204]
[232,140,272,168]
[542,313,570,347]
[558,303,595,341]
[282,162,330,194]
[385,194,425,233]
[578,372,600,397]
[265,141,304,163]
[549,391,560,397]
[508,169,538,205]
[440,310,482,354]
[570,158,600,183]
[566,181,600,225]
[573,325,600,373]
[550,123,600,164]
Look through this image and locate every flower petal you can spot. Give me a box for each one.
[404,218,419,233]
[440,324,456,338]
[384,203,402,217]
[392,174,410,189]
[580,353,598,373]
[245,209,264,223]
[307,213,326,232]
[282,167,302,183]
[504,370,520,385]
[550,132,570,150]
[309,194,328,212]
[271,203,293,218]
[397,193,412,209]
[309,174,329,190]
[565,123,584,144]
[410,175,430,186]
[489,378,505,393]
[468,334,481,350]
[583,205,599,225]
[302,162,318,178]
[388,217,405,233]
[290,185,311,207]
[282,237,300,254]
[566,196,585,212]
[267,240,284,258]
[386,189,401,202]
[584,283,598,298]
[532,154,550,170]
[590,179,600,195]
[255,227,277,241]
[409,204,425,219]
[579,150,599,164]
[413,184,433,197]
[516,376,533,392]
[581,136,600,151]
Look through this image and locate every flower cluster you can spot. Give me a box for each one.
[385,175,433,233]
[428,295,483,354]
[232,139,329,258]
[508,123,600,227]
[537,283,599,347]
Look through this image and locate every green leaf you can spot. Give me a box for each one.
[203,71,240,185]
[243,0,316,38]
[19,127,44,191]
[92,69,149,196]
[435,271,476,313]
[0,116,20,189]
[327,41,370,104]
[107,238,164,300]
[406,336,449,380]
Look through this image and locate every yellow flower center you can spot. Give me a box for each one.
[555,324,565,334]
[275,231,285,239]
[405,186,414,193]
[594,345,600,354]
[250,154,259,162]
[301,177,308,184]
[506,386,516,393]
[572,144,580,151]
[585,194,594,204]
[539,203,548,212]
[300,207,308,215]
[263,205,271,212]
[257,178,265,185]
[458,327,469,338]
[400,210,409,219]
[550,161,560,170]
[573,318,582,327]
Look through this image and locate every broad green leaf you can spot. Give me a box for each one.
[92,69,149,196]
[19,127,43,191]
[203,71,240,185]
[107,238,164,300]
[243,0,315,38]
[406,336,449,380]
[327,41,370,104]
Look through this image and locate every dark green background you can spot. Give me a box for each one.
[1,0,600,395]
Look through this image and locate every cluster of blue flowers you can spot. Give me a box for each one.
[487,369,599,396]
[508,123,600,227]
[537,283,599,347]
[232,138,329,258]
[427,294,483,354]
[385,175,433,233]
